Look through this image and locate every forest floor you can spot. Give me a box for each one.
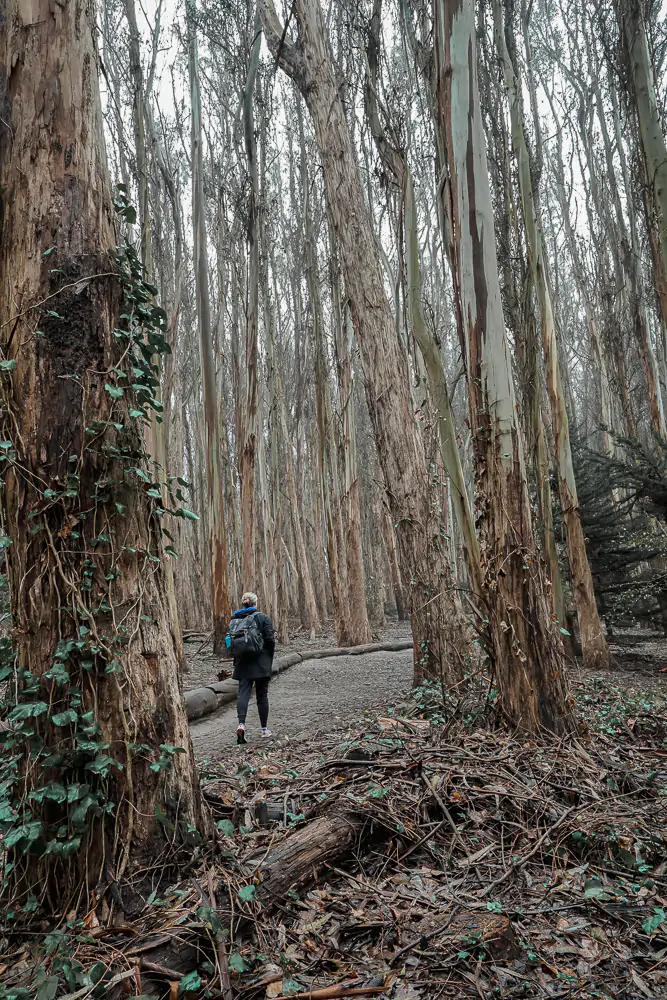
[3,630,667,1000]
[183,629,666,1000]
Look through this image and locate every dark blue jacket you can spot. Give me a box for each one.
[230,607,275,681]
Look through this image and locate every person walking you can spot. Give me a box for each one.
[227,591,275,744]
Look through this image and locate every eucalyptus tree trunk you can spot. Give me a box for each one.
[382,509,407,619]
[605,61,667,440]
[329,218,372,644]
[121,0,168,470]
[187,0,232,650]
[620,0,667,337]
[544,88,616,454]
[239,10,262,589]
[122,0,151,272]
[121,0,183,652]
[261,0,466,685]
[257,109,281,629]
[276,367,320,635]
[364,0,482,605]
[592,77,665,443]
[434,0,573,731]
[493,1,610,669]
[307,190,350,644]
[0,0,209,909]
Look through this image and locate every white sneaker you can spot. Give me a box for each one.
[260,727,272,738]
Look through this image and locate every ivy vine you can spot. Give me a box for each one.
[0,187,197,941]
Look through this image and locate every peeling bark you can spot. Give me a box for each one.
[0,0,210,906]
[261,0,466,685]
[434,0,574,732]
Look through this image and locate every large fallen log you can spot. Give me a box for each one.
[140,808,371,980]
[254,810,368,903]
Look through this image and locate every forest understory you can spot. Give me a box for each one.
[2,631,665,1000]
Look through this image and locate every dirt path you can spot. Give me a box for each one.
[182,619,412,692]
[190,648,413,761]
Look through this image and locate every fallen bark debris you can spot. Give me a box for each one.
[2,661,666,998]
[270,986,386,999]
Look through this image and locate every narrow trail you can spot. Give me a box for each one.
[189,648,413,761]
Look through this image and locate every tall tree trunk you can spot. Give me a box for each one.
[239,9,261,589]
[187,0,232,650]
[121,0,183,658]
[620,0,667,338]
[0,0,209,909]
[261,0,466,685]
[309,206,349,643]
[493,1,610,669]
[329,213,371,644]
[382,509,407,620]
[277,373,320,635]
[595,76,665,442]
[434,0,574,731]
[364,2,482,605]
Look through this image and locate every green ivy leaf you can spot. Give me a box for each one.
[178,970,201,994]
[43,836,81,856]
[217,819,235,837]
[197,905,222,935]
[36,976,59,1000]
[51,709,78,727]
[86,754,123,776]
[238,884,255,902]
[583,879,610,900]
[228,954,248,973]
[0,359,17,371]
[29,782,68,804]
[486,900,502,913]
[105,383,124,400]
[0,535,12,548]
[643,908,666,936]
[9,701,48,721]
[4,820,43,848]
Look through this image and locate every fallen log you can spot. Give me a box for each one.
[271,987,385,1000]
[141,808,374,980]
[255,810,368,903]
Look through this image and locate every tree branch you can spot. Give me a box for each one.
[259,0,304,85]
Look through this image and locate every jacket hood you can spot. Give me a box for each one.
[233,606,257,618]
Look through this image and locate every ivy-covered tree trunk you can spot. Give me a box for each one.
[0,0,210,913]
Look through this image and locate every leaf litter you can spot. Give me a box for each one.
[1,659,666,999]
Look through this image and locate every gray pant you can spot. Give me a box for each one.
[237,676,270,727]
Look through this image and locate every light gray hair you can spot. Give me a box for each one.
[241,591,258,607]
